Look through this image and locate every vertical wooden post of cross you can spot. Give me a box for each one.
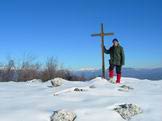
[91,23,114,78]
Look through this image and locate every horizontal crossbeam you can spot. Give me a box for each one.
[91,32,114,37]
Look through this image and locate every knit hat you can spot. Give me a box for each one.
[112,38,119,43]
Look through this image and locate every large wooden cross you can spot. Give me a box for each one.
[91,23,114,78]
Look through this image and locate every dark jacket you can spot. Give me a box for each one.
[104,45,125,66]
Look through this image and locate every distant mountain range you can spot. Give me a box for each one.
[72,67,162,80]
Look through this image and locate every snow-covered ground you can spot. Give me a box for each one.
[0,77,162,121]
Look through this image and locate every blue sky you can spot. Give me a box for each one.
[0,0,162,69]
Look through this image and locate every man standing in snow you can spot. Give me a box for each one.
[103,38,125,83]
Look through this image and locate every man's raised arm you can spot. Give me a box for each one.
[103,46,110,54]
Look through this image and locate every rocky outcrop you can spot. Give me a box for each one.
[114,104,142,120]
[51,78,65,87]
[50,110,76,121]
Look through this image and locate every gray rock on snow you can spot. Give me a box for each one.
[50,110,76,121]
[120,85,134,90]
[89,85,96,88]
[51,78,64,87]
[114,104,142,120]
[118,85,134,92]
[74,88,87,91]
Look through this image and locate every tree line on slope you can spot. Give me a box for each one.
[0,56,86,82]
